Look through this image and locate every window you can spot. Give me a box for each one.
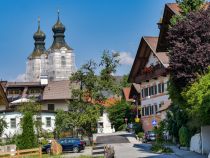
[154,104,158,113]
[151,105,154,115]
[162,83,165,93]
[46,117,51,127]
[142,107,145,116]
[145,88,149,97]
[158,83,162,93]
[141,89,144,98]
[36,116,42,123]
[154,85,157,95]
[159,101,164,108]
[61,56,66,66]
[10,118,16,128]
[158,83,165,93]
[48,104,55,111]
[99,122,103,128]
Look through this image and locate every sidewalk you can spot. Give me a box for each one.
[169,145,208,158]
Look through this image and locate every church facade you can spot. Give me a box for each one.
[26,12,76,82]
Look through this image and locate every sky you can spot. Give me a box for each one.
[0,0,176,81]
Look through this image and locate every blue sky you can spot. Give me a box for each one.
[0,0,175,81]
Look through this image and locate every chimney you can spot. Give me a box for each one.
[40,75,48,85]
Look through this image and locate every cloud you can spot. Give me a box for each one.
[116,51,134,65]
[15,73,26,82]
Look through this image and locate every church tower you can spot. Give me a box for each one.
[47,10,76,81]
[26,18,46,82]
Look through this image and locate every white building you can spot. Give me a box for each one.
[26,12,76,82]
[0,80,76,138]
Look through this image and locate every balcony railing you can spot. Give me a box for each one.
[135,67,167,83]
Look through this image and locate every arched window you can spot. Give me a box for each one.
[61,56,66,66]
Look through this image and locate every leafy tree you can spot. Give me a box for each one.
[55,110,72,138]
[168,7,210,90]
[0,117,7,137]
[120,74,131,88]
[17,101,40,149]
[98,50,120,97]
[59,50,120,142]
[165,104,188,143]
[170,0,205,25]
[182,68,210,127]
[107,100,135,131]
[17,111,38,149]
[177,0,205,15]
[179,126,190,147]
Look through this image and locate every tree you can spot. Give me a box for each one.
[17,111,38,149]
[107,100,135,131]
[17,101,40,149]
[170,0,205,25]
[168,7,210,90]
[165,104,188,143]
[182,68,210,127]
[119,74,131,88]
[60,50,120,142]
[0,117,7,137]
[177,0,205,15]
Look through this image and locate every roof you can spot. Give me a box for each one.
[122,87,133,102]
[157,100,171,113]
[167,3,180,14]
[43,80,74,100]
[0,84,8,107]
[132,83,141,93]
[128,36,169,83]
[6,82,43,87]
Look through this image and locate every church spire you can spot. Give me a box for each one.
[29,17,46,59]
[50,10,72,50]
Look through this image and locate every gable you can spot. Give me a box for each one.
[145,52,159,67]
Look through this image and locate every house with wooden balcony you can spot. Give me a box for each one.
[128,3,180,132]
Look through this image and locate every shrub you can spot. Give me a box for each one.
[151,143,173,153]
[118,124,127,131]
[179,126,190,147]
[17,112,38,149]
[137,132,144,139]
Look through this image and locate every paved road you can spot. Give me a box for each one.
[96,135,130,144]
[95,134,178,158]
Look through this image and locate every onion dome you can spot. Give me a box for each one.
[50,10,72,50]
[29,17,46,59]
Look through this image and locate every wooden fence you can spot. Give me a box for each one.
[0,147,42,158]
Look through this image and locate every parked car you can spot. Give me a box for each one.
[42,137,85,154]
[144,131,156,142]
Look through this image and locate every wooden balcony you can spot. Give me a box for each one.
[135,67,167,83]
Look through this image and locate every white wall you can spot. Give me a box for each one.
[141,76,170,111]
[97,112,114,134]
[42,101,68,111]
[201,126,210,154]
[190,133,201,153]
[0,112,55,138]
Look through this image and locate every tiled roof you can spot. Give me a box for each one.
[43,80,76,100]
[157,100,171,113]
[143,36,169,67]
[167,3,180,14]
[122,87,132,102]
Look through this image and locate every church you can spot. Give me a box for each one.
[26,11,76,82]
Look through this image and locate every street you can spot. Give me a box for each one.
[94,132,179,158]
